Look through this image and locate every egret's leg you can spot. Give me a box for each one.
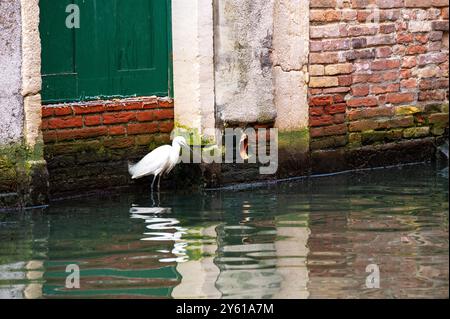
[157,174,161,191]
[151,175,157,191]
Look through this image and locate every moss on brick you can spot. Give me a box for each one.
[279,129,310,152]
[0,142,48,208]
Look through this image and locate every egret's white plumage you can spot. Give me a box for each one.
[128,136,189,190]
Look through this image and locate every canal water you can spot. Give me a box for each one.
[0,163,448,299]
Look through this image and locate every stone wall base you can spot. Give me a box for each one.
[0,145,48,210]
[200,137,446,189]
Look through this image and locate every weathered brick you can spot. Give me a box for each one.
[326,103,347,114]
[54,107,73,117]
[405,45,427,55]
[103,112,136,124]
[310,24,341,38]
[349,116,414,131]
[58,127,108,141]
[379,23,396,34]
[310,115,335,127]
[310,9,341,22]
[413,65,441,78]
[311,0,337,8]
[323,87,351,94]
[345,48,376,60]
[386,92,415,104]
[127,123,159,135]
[48,117,83,129]
[397,32,414,43]
[42,107,54,118]
[322,39,351,51]
[310,96,334,106]
[371,83,400,95]
[400,78,417,89]
[351,38,367,49]
[428,31,443,41]
[352,85,370,97]
[310,107,324,116]
[371,59,401,70]
[418,52,448,65]
[404,0,448,7]
[103,137,135,149]
[108,126,126,136]
[310,64,325,76]
[415,34,429,44]
[123,101,143,110]
[366,34,396,46]
[310,41,323,52]
[136,110,155,122]
[408,21,432,33]
[310,52,340,64]
[352,0,369,9]
[338,75,353,86]
[310,123,347,137]
[325,63,353,75]
[432,20,449,31]
[347,96,379,107]
[419,78,449,90]
[375,0,403,8]
[84,115,102,126]
[73,104,105,115]
[153,109,174,121]
[403,127,430,138]
[157,99,174,108]
[375,46,393,58]
[419,90,446,101]
[428,113,449,124]
[348,106,394,120]
[309,76,339,88]
[401,56,417,68]
[348,25,378,37]
[43,131,57,143]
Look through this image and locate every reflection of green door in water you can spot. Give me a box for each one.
[40,0,172,103]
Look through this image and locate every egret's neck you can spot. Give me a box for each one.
[171,142,182,155]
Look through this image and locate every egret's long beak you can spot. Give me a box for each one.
[181,141,191,151]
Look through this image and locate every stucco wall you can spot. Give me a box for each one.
[0,0,24,144]
[214,0,277,125]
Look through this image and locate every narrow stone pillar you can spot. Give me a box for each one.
[21,0,43,149]
[172,0,216,141]
[214,0,277,125]
[273,0,310,132]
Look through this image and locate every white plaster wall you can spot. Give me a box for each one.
[273,0,310,131]
[214,0,277,125]
[172,0,215,138]
[0,0,24,144]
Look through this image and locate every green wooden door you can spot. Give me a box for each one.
[40,0,172,103]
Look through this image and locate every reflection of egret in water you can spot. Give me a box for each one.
[130,206,189,263]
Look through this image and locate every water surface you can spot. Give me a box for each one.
[0,164,448,299]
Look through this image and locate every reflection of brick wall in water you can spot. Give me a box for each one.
[306,209,449,298]
[308,0,449,150]
[41,97,174,197]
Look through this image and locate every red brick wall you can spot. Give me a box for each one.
[308,0,449,150]
[41,97,174,196]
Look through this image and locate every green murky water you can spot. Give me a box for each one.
[0,164,448,299]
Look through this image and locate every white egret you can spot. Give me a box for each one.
[128,136,190,191]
